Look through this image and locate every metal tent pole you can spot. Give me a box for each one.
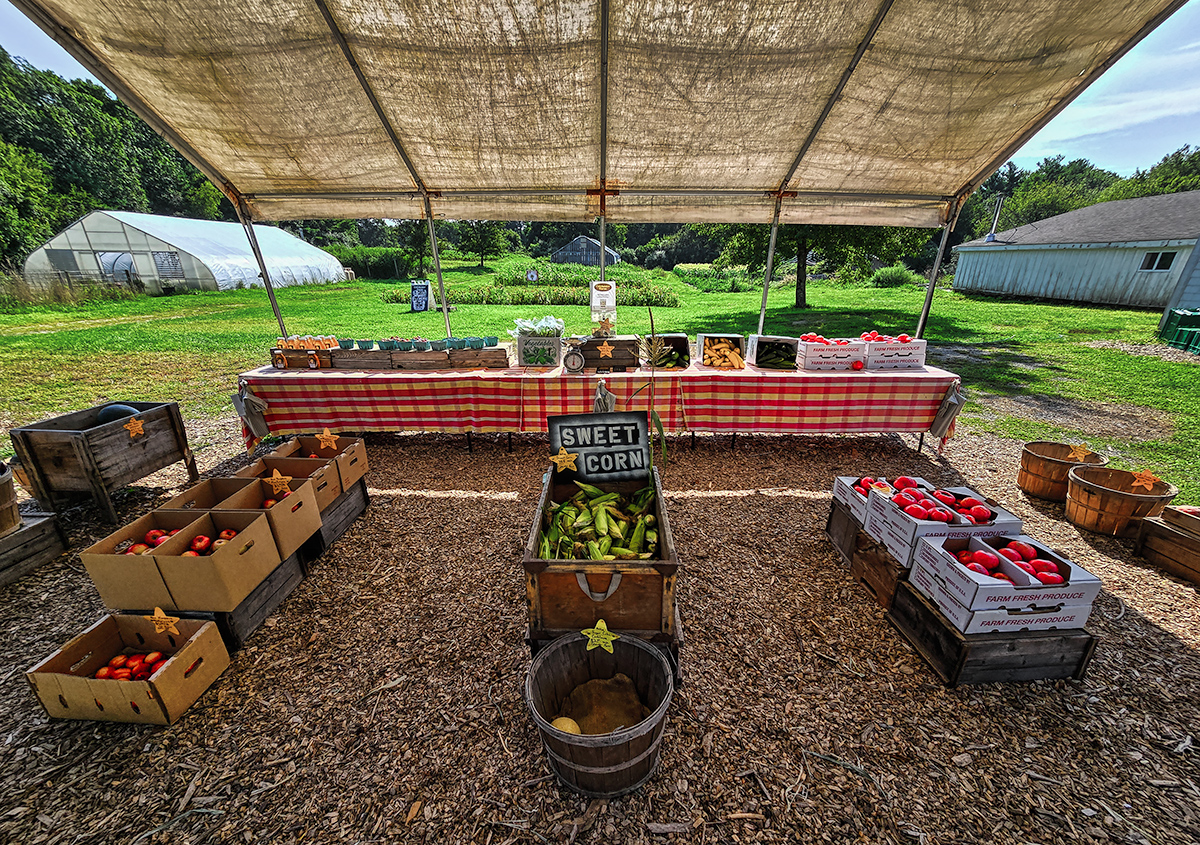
[756,196,782,335]
[599,217,606,283]
[424,195,453,338]
[915,222,953,339]
[233,198,287,337]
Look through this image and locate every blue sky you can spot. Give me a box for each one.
[2,0,1197,178]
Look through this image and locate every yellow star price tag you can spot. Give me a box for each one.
[597,316,614,333]
[581,619,620,653]
[124,417,145,439]
[264,468,294,495]
[144,607,181,636]
[1131,470,1160,491]
[1067,443,1091,461]
[596,340,615,359]
[549,447,578,473]
[316,427,340,450]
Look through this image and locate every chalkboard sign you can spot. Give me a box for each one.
[547,411,650,483]
[410,280,431,313]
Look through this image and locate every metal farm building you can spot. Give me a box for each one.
[953,192,1200,310]
[551,236,621,267]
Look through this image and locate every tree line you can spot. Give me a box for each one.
[2,48,1197,292]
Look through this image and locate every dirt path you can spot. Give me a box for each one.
[1,416,1196,845]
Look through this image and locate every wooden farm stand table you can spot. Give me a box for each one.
[237,364,960,445]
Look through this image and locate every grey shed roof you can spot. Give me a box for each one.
[552,236,620,261]
[960,191,1200,248]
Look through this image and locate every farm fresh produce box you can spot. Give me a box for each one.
[27,614,229,724]
[865,479,1022,566]
[832,475,895,524]
[796,334,866,371]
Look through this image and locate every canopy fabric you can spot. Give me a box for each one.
[13,0,1188,227]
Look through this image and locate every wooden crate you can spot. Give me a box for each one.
[886,581,1098,686]
[270,348,333,369]
[448,348,510,369]
[11,401,199,524]
[579,335,640,371]
[825,498,858,567]
[127,548,308,653]
[299,478,371,567]
[522,468,679,642]
[392,350,451,370]
[850,533,904,610]
[0,511,67,589]
[1134,516,1200,586]
[1162,505,1200,537]
[329,348,393,369]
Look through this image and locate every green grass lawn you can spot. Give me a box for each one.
[2,259,1196,502]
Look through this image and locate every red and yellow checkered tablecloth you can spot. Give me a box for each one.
[238,364,958,447]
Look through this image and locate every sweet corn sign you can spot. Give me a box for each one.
[548,412,650,483]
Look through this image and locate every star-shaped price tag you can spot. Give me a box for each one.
[144,607,181,636]
[597,316,614,333]
[549,447,578,473]
[316,427,340,450]
[1067,443,1091,462]
[596,340,615,359]
[581,619,620,653]
[1131,470,1161,491]
[124,417,145,439]
[264,468,294,495]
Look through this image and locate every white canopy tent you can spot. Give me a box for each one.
[12,0,1189,334]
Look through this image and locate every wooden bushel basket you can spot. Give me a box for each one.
[0,464,20,539]
[1017,441,1108,502]
[1066,466,1178,538]
[525,632,673,798]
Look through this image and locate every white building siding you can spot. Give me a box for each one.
[954,241,1193,308]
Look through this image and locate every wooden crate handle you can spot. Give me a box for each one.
[575,572,621,602]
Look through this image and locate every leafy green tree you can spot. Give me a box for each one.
[0,138,57,261]
[457,219,512,267]
[711,223,933,307]
[1098,145,1200,201]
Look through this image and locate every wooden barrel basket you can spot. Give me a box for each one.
[0,463,21,539]
[1017,441,1108,502]
[1066,466,1178,538]
[525,632,673,798]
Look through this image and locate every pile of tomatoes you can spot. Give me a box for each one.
[92,651,167,681]
[953,540,1067,586]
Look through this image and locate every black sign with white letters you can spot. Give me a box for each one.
[547,412,650,483]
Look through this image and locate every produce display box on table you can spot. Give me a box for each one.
[578,335,639,371]
[392,350,454,371]
[886,580,1098,686]
[0,510,67,590]
[271,348,332,369]
[447,347,510,369]
[864,338,927,370]
[746,335,799,371]
[799,338,866,371]
[517,335,563,368]
[328,348,397,369]
[642,333,690,369]
[865,482,1022,566]
[1134,507,1200,586]
[832,475,895,524]
[910,534,1101,635]
[26,614,230,724]
[81,511,281,613]
[696,334,745,369]
[10,401,199,524]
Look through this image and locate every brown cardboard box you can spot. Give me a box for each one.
[237,456,340,510]
[155,512,281,612]
[80,512,208,611]
[269,436,369,491]
[26,615,229,724]
[156,478,258,512]
[216,478,322,560]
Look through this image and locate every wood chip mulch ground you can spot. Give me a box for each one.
[1,418,1198,845]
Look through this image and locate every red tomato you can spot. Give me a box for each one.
[969,505,993,522]
[903,504,929,520]
[94,666,112,680]
[956,550,975,563]
[108,654,128,669]
[131,670,152,682]
[964,562,989,576]
[1014,561,1036,575]
[990,571,1015,583]
[111,668,132,681]
[851,360,864,370]
[972,551,1000,570]
[932,490,956,506]
[125,654,145,671]
[960,513,977,524]
[143,651,163,666]
[149,659,168,676]
[1035,572,1066,585]
[1006,541,1037,561]
[1030,559,1059,574]
[997,548,1023,562]
[853,485,868,497]
[894,476,918,490]
[958,497,983,509]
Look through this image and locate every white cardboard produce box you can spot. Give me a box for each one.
[864,339,926,370]
[745,335,799,370]
[909,558,1094,634]
[866,483,1022,567]
[800,339,866,371]
[913,534,1102,611]
[832,476,883,524]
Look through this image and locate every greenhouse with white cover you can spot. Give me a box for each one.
[22,211,345,295]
